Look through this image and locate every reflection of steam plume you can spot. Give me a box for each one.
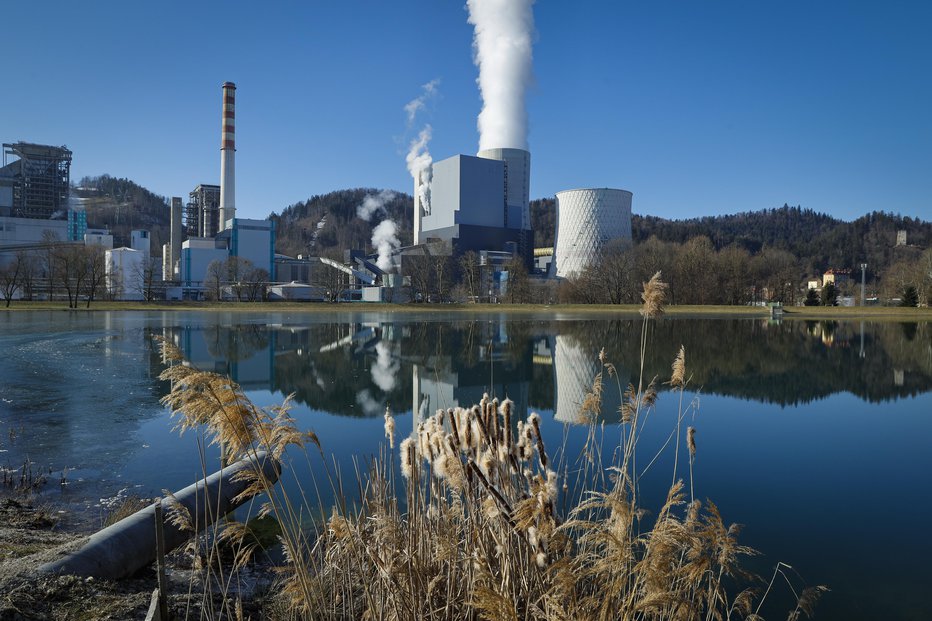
[356,191,401,272]
[467,0,536,151]
[356,389,382,417]
[371,341,399,392]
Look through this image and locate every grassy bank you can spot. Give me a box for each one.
[3,299,931,321]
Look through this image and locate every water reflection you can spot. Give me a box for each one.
[154,317,931,423]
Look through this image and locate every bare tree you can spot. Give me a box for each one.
[204,259,225,301]
[459,251,480,302]
[82,245,107,307]
[0,255,23,307]
[503,257,531,304]
[16,251,37,301]
[132,254,160,301]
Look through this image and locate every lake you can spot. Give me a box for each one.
[1,310,930,619]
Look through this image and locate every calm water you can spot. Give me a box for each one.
[1,310,930,620]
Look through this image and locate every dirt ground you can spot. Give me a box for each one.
[0,497,279,621]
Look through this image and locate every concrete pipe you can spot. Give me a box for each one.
[38,451,281,579]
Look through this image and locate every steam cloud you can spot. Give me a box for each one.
[372,219,400,272]
[356,190,400,272]
[466,0,536,151]
[404,78,440,126]
[406,127,434,214]
[404,80,439,215]
[356,189,397,221]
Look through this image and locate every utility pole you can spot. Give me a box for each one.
[860,263,868,306]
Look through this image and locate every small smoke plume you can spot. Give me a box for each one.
[404,80,440,215]
[357,191,401,271]
[406,126,433,214]
[372,219,400,272]
[404,78,440,126]
[356,189,397,221]
[371,341,400,392]
[467,0,536,151]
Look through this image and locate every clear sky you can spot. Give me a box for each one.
[2,1,929,222]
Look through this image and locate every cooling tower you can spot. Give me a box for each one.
[553,188,632,278]
[219,82,236,231]
[477,148,530,230]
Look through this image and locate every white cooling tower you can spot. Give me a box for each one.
[477,148,530,230]
[553,188,632,278]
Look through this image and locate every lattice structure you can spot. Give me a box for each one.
[185,184,220,238]
[553,188,632,278]
[0,142,72,219]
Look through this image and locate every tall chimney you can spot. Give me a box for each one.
[219,81,236,231]
[170,196,182,277]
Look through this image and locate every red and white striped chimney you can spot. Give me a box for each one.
[219,81,236,231]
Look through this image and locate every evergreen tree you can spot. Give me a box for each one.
[821,283,838,306]
[900,285,919,307]
[804,288,820,306]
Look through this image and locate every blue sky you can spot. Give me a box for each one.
[2,1,929,222]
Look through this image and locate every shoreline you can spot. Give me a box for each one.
[2,300,931,321]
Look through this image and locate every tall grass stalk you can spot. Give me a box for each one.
[155,271,824,620]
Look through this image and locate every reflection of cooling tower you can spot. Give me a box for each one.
[553,335,624,424]
[477,148,530,230]
[553,188,632,278]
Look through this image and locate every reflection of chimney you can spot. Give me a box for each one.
[219,81,236,231]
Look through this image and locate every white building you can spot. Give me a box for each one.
[553,188,632,278]
[106,247,145,301]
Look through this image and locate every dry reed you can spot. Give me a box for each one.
[154,271,824,620]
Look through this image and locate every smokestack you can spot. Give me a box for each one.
[170,196,182,277]
[219,81,236,231]
[477,148,530,230]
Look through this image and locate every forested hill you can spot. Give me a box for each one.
[73,175,170,249]
[532,200,930,273]
[269,189,413,258]
[633,205,931,273]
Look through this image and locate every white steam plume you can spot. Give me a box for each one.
[356,189,397,221]
[467,0,536,151]
[404,78,440,126]
[372,219,400,272]
[406,126,433,214]
[357,191,401,271]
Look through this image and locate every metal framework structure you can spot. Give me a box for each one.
[1,142,72,219]
[185,184,220,238]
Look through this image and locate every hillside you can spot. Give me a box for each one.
[530,200,929,278]
[67,176,929,286]
[73,175,170,250]
[269,189,413,258]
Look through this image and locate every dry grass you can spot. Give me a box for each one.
[154,271,825,620]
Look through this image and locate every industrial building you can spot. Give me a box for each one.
[552,188,632,278]
[0,142,72,220]
[185,184,221,238]
[414,148,533,268]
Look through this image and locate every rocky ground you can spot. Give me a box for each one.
[0,497,280,621]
